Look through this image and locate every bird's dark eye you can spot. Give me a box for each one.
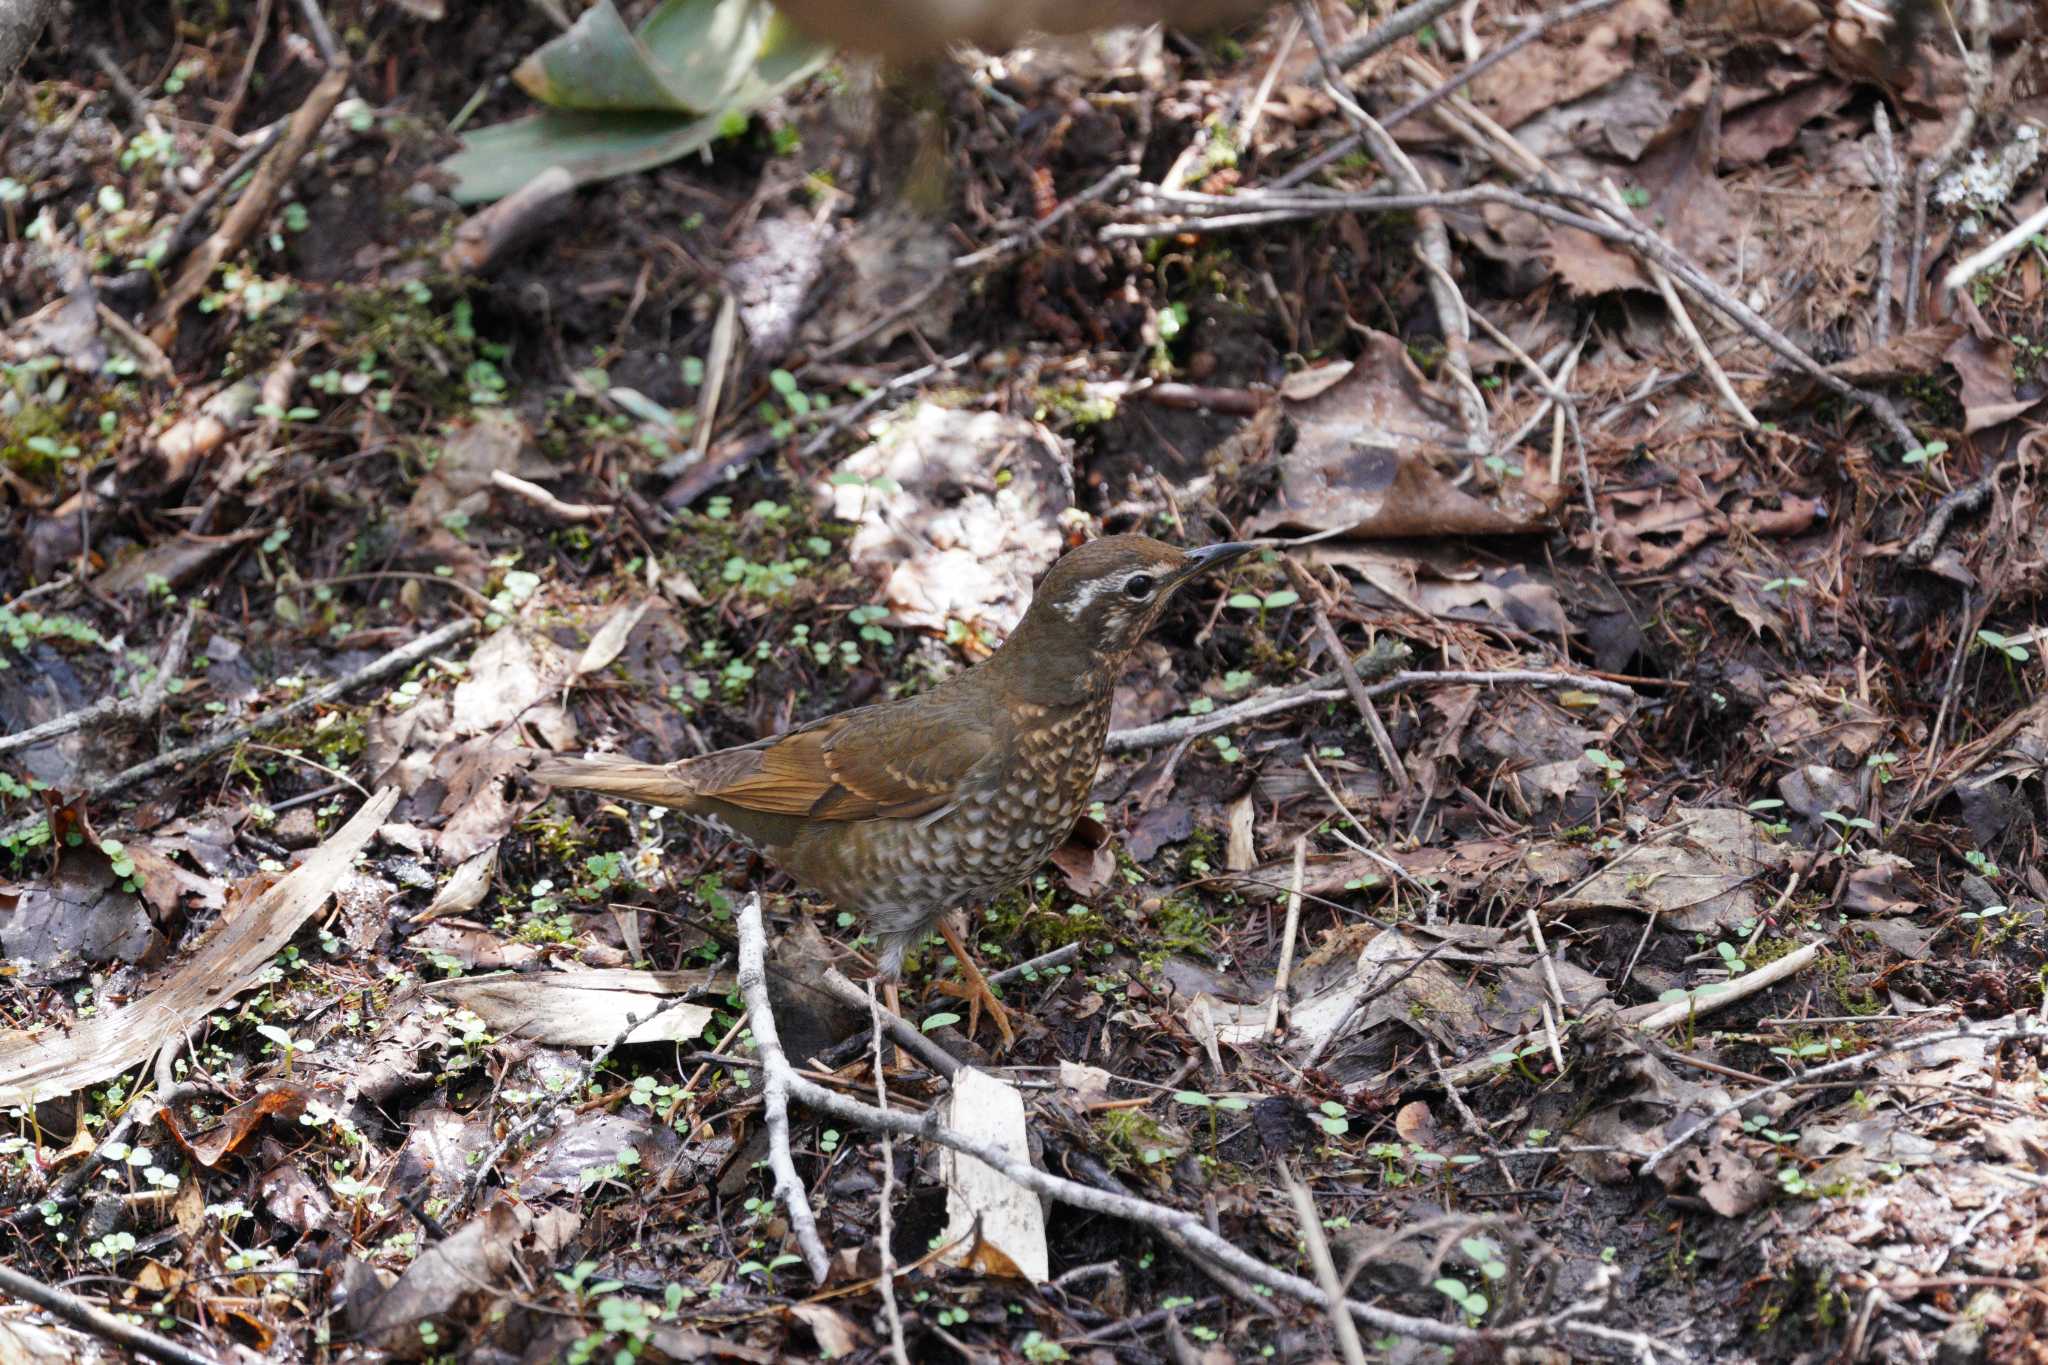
[1123,574,1158,600]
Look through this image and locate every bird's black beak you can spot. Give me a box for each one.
[1176,541,1256,581]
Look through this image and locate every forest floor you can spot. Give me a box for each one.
[2,1,2047,1362]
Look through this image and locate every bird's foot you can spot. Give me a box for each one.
[935,916,1016,1052]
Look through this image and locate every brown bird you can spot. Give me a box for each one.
[530,534,1253,1049]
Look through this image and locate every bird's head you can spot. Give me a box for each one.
[1001,535,1254,690]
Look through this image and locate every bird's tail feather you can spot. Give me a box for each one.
[528,753,702,811]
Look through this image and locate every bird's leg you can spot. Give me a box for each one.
[935,913,1015,1051]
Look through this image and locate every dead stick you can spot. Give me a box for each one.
[0,609,194,757]
[1281,1159,1369,1365]
[1106,667,1636,753]
[1633,942,1819,1035]
[868,981,911,1365]
[0,617,474,846]
[737,893,832,1284]
[985,941,1081,989]
[817,968,962,1079]
[1870,104,1899,346]
[1277,0,1625,187]
[1108,183,1915,447]
[1285,558,1405,788]
[0,1261,215,1365]
[150,59,350,346]
[1327,0,1462,70]
[1265,837,1307,1038]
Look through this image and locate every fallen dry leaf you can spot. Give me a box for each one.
[424,969,720,1046]
[1248,332,1559,539]
[1548,805,1789,934]
[939,1067,1049,1284]
[818,403,1074,635]
[0,789,398,1107]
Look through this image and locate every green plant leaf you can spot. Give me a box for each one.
[513,0,767,112]
[439,0,829,203]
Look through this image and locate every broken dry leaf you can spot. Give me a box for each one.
[1247,332,1559,539]
[786,1303,866,1358]
[818,404,1073,634]
[1549,806,1790,935]
[417,844,499,923]
[161,1084,313,1168]
[939,1068,1049,1283]
[1944,327,2037,434]
[1058,1060,1115,1107]
[423,969,719,1046]
[575,598,656,677]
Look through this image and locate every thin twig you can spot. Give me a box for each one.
[94,302,175,381]
[0,617,476,847]
[86,45,154,126]
[1869,104,1899,346]
[1904,162,1930,330]
[805,164,1137,374]
[1901,589,1980,817]
[0,609,194,758]
[1266,837,1307,1038]
[1106,181,1915,447]
[1276,0,1626,188]
[1284,558,1405,787]
[951,163,1137,270]
[1495,330,1586,458]
[1106,667,1636,753]
[1903,462,2011,564]
[869,981,910,1365]
[158,122,284,269]
[1301,752,1436,912]
[1596,179,1756,431]
[1941,200,2048,300]
[1424,1037,1520,1193]
[1296,1,1488,452]
[736,893,832,1285]
[986,941,1081,989]
[213,0,273,135]
[797,350,972,459]
[1327,0,1464,70]
[1636,1015,2043,1179]
[1632,941,1819,1034]
[689,292,737,460]
[1235,17,1302,157]
[816,968,963,1079]
[1281,1159,1369,1365]
[0,1261,216,1365]
[1525,908,1568,1021]
[150,57,350,346]
[289,0,342,66]
[1907,6,1993,325]
[490,469,613,523]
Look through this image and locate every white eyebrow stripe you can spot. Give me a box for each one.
[1056,568,1145,619]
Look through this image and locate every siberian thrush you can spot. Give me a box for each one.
[530,534,1253,1048]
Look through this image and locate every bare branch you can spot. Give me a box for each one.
[736,893,832,1285]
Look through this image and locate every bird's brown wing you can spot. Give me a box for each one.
[688,692,996,822]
